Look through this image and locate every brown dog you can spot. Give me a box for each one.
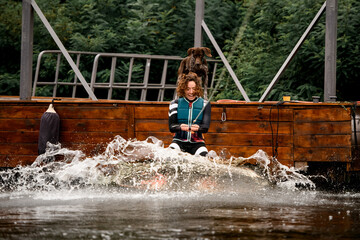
[178,47,212,98]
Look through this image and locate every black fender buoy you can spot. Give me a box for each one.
[38,99,60,155]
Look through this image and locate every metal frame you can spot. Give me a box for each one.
[21,0,338,102]
[194,0,338,103]
[258,0,338,102]
[23,0,98,100]
[32,50,221,101]
[259,1,327,102]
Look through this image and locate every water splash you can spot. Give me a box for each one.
[224,150,315,190]
[0,135,314,193]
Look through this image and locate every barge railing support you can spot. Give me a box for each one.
[20,0,34,100]
[194,0,204,47]
[324,0,338,102]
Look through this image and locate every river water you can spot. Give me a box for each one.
[1,136,359,239]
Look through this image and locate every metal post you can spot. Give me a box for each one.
[141,59,151,101]
[324,0,338,102]
[20,0,34,100]
[108,57,117,99]
[194,0,204,47]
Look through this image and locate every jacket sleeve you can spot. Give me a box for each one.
[198,102,211,133]
[169,100,180,133]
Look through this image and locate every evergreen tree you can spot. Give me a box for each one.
[0,0,359,101]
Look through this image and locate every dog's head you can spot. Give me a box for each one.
[187,47,212,65]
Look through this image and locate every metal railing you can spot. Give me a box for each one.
[32,50,221,101]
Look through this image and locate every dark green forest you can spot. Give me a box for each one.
[0,0,359,101]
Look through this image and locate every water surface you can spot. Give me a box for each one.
[1,136,359,239]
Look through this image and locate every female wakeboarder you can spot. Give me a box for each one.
[168,72,211,156]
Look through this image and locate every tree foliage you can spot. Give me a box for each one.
[0,0,359,101]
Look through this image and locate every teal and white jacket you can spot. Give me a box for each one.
[168,97,211,143]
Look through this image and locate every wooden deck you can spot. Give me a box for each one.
[0,97,359,171]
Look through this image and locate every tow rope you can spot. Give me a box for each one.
[269,101,285,159]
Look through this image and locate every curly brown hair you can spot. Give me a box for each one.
[176,72,204,98]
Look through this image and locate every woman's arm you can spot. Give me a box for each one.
[169,100,181,133]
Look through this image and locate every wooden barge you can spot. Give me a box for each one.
[1,97,359,177]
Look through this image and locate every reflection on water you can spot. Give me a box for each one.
[0,136,359,239]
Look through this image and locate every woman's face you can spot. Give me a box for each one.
[185,80,197,101]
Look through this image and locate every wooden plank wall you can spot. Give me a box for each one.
[207,105,293,165]
[134,103,294,164]
[1,103,42,166]
[0,100,355,169]
[293,107,352,163]
[0,101,129,167]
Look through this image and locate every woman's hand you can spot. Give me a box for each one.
[190,124,199,132]
[180,124,190,131]
[180,124,199,132]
